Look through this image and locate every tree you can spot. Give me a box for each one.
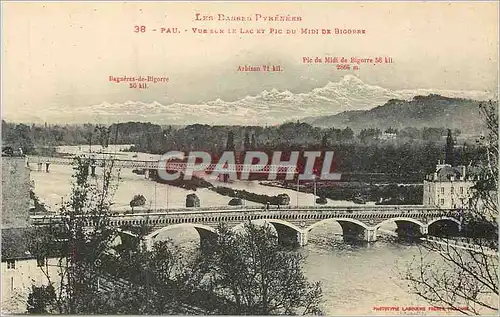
[321,133,329,148]
[26,285,57,313]
[445,128,455,165]
[226,131,235,151]
[197,222,323,315]
[129,194,146,209]
[26,159,196,314]
[244,131,251,150]
[99,238,189,314]
[404,101,498,315]
[2,123,35,154]
[251,133,257,149]
[94,124,111,149]
[358,128,381,143]
[341,127,354,142]
[26,156,121,313]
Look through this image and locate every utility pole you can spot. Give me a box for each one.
[154,181,157,212]
[313,175,317,207]
[296,173,300,207]
[166,185,169,211]
[114,122,119,156]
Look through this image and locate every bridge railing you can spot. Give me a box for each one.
[30,206,463,226]
[131,205,457,214]
[26,156,299,172]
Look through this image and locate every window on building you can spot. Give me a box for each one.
[451,187,454,194]
[460,187,464,194]
[441,187,445,194]
[428,198,431,204]
[440,199,445,205]
[428,185,431,192]
[7,260,16,269]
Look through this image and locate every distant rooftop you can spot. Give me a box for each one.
[1,227,34,261]
[1,227,62,261]
[427,161,483,182]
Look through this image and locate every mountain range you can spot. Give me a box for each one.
[9,75,497,126]
[303,94,497,134]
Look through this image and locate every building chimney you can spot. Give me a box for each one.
[460,166,466,178]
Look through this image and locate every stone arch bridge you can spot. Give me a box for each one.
[31,205,463,248]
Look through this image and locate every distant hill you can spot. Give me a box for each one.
[304,94,494,134]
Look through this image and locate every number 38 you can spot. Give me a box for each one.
[134,25,146,33]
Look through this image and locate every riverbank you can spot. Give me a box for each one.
[143,171,291,207]
[259,180,423,205]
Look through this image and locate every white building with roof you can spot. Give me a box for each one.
[423,160,477,209]
[1,228,62,314]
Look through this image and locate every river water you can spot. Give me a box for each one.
[29,146,495,315]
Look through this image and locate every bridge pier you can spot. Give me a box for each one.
[145,169,157,180]
[142,238,154,251]
[195,227,218,252]
[338,221,366,242]
[364,227,378,242]
[421,225,428,235]
[271,222,301,247]
[297,230,309,246]
[337,221,378,242]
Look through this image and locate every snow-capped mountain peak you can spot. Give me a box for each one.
[26,75,495,125]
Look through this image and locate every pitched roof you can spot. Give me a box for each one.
[1,227,35,261]
[436,166,461,181]
[433,164,483,181]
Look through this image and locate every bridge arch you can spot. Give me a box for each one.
[145,223,217,241]
[108,228,142,252]
[375,217,425,229]
[114,228,140,239]
[231,219,304,247]
[375,217,426,240]
[230,218,302,233]
[305,218,371,242]
[266,219,304,246]
[427,217,461,227]
[427,217,461,236]
[305,218,370,232]
[262,219,302,233]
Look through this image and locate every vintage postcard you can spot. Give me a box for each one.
[1,1,499,315]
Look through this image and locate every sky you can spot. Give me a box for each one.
[2,1,499,122]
